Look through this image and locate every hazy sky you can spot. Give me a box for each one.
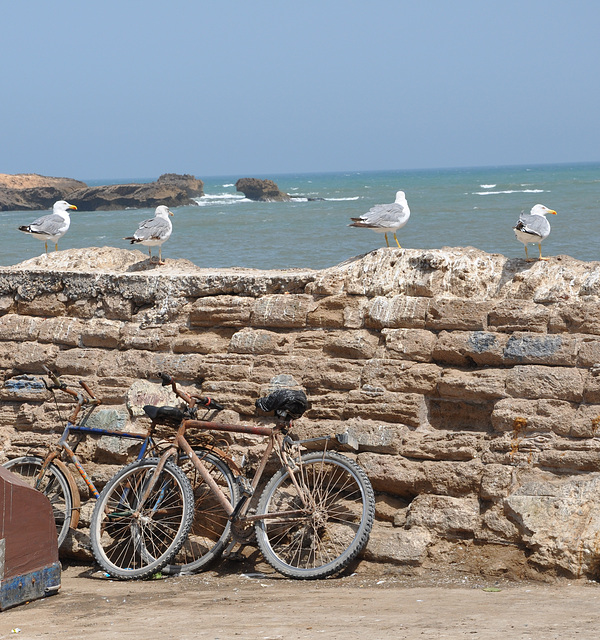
[2,1,598,180]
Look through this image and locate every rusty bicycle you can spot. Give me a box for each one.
[3,367,220,567]
[90,373,375,580]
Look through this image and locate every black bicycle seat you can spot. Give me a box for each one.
[143,405,185,427]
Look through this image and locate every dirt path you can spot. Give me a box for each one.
[1,563,600,640]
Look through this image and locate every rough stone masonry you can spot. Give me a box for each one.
[2,245,600,581]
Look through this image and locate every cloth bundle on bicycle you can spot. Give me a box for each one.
[143,405,185,427]
[255,389,308,420]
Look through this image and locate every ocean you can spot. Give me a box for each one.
[1,163,599,269]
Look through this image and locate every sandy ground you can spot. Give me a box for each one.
[2,560,600,640]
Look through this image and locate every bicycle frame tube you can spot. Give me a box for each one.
[58,423,153,499]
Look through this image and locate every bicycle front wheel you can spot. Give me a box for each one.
[90,457,194,580]
[164,449,239,575]
[255,451,375,579]
[3,456,74,548]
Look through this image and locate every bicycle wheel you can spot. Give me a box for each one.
[3,456,74,547]
[164,449,239,575]
[255,450,375,579]
[89,457,194,580]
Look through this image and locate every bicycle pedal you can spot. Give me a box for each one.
[236,476,254,497]
[222,539,238,558]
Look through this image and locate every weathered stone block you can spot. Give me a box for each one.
[345,390,429,427]
[365,295,430,329]
[190,295,254,327]
[251,294,315,328]
[502,332,578,366]
[323,329,379,359]
[0,314,40,342]
[38,316,85,347]
[302,358,361,391]
[80,318,122,349]
[361,359,440,395]
[406,494,480,536]
[426,298,490,331]
[399,431,480,461]
[438,368,508,401]
[480,464,515,499]
[550,301,600,335]
[229,328,292,355]
[432,330,507,366]
[382,328,436,362]
[427,397,494,433]
[506,365,585,402]
[488,300,549,333]
[491,397,574,436]
[12,341,59,373]
[173,330,232,355]
[119,323,176,351]
[307,294,365,329]
[17,294,66,317]
[358,452,483,497]
[364,525,432,565]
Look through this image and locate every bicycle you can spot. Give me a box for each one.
[90,373,375,580]
[2,366,218,557]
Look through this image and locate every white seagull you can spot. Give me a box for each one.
[513,204,557,261]
[349,190,411,248]
[18,200,77,253]
[124,205,174,265]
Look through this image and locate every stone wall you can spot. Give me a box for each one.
[2,246,600,580]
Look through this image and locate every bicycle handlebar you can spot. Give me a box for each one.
[155,372,224,412]
[42,365,101,405]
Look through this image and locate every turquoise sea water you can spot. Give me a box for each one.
[1,163,599,269]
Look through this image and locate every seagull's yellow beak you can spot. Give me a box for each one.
[549,209,557,215]
[69,204,78,210]
[169,210,174,216]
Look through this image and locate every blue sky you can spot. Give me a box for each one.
[2,0,598,180]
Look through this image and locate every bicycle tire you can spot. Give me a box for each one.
[89,457,194,580]
[255,450,375,579]
[164,449,239,575]
[3,456,74,547]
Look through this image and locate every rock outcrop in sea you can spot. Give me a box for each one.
[0,174,86,211]
[0,173,204,211]
[235,177,291,202]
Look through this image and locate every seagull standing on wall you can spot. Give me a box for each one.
[18,200,77,253]
[513,204,557,261]
[348,190,411,248]
[124,205,174,265]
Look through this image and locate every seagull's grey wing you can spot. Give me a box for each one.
[30,213,68,235]
[358,203,406,227]
[514,214,550,239]
[134,217,171,241]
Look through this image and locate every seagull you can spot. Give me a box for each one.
[124,205,174,265]
[18,200,77,253]
[513,204,557,261]
[348,190,410,248]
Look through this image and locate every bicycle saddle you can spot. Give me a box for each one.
[143,405,185,427]
[255,389,308,420]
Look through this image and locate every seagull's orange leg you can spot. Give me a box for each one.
[393,233,401,248]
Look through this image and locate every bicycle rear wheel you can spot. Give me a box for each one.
[255,450,375,579]
[3,456,74,548]
[89,457,194,580]
[164,449,239,575]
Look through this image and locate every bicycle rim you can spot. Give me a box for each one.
[3,456,74,547]
[164,450,239,575]
[255,451,375,579]
[90,458,194,579]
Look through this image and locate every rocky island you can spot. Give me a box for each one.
[0,173,204,211]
